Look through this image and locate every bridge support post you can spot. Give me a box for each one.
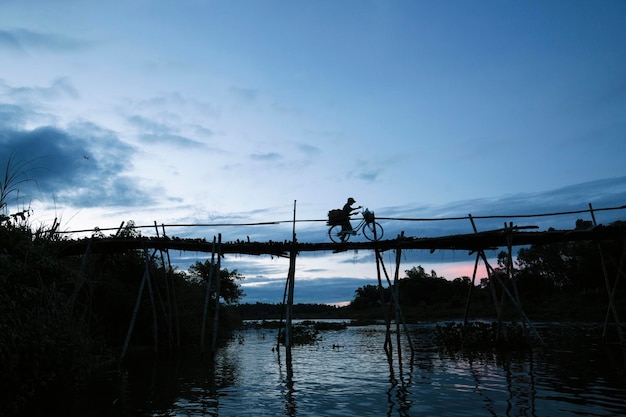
[68,233,94,316]
[211,234,223,354]
[154,222,176,349]
[200,236,217,356]
[120,248,153,362]
[468,215,544,346]
[463,255,481,326]
[284,201,297,360]
[372,232,415,381]
[375,246,394,377]
[590,204,624,345]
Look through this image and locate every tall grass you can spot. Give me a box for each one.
[0,153,34,225]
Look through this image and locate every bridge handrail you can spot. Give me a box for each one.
[55,204,626,235]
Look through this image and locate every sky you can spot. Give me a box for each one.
[1,0,625,305]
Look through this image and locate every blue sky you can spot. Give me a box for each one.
[1,0,625,304]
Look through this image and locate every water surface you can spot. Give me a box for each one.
[124,322,626,416]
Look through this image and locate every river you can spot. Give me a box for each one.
[119,321,626,416]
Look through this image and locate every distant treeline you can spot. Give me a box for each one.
[233,302,348,320]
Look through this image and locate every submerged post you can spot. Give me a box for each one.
[285,200,297,357]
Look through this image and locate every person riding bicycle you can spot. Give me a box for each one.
[341,197,361,241]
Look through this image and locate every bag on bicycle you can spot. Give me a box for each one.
[327,209,346,226]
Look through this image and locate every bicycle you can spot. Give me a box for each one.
[328,208,384,243]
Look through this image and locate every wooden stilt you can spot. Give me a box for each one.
[142,248,159,355]
[393,242,404,369]
[161,224,181,348]
[602,244,625,344]
[277,267,290,354]
[68,233,94,315]
[120,253,149,362]
[200,236,217,355]
[374,234,414,355]
[284,200,297,360]
[154,222,174,348]
[375,247,394,378]
[210,234,223,354]
[505,222,524,309]
[469,215,501,318]
[589,204,624,344]
[285,249,296,356]
[463,254,481,326]
[469,215,544,346]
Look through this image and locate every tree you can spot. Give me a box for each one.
[399,266,451,306]
[515,220,612,293]
[351,284,385,310]
[188,260,245,304]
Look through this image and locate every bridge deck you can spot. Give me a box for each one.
[57,224,626,258]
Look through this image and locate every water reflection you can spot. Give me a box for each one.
[277,345,296,417]
[123,323,626,417]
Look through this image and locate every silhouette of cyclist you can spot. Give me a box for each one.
[341,197,361,241]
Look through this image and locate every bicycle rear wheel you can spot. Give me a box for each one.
[329,224,350,243]
[362,222,383,241]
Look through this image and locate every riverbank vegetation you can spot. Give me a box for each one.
[0,214,244,416]
[346,219,626,324]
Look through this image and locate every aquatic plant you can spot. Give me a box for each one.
[278,324,320,345]
[434,321,534,352]
[308,320,348,331]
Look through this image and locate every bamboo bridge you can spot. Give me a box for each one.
[57,203,626,365]
[58,221,625,258]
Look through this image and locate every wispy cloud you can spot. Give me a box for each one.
[137,133,206,148]
[0,29,90,53]
[352,168,380,182]
[127,114,211,149]
[1,77,79,102]
[250,152,283,161]
[229,86,259,102]
[297,143,321,157]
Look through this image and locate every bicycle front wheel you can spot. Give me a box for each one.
[362,222,384,241]
[328,224,350,243]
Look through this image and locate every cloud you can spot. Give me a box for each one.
[352,168,380,182]
[1,77,79,103]
[250,152,283,161]
[138,133,206,148]
[297,143,321,156]
[134,92,221,121]
[377,177,626,237]
[127,114,171,133]
[0,104,29,129]
[127,114,212,149]
[0,29,89,53]
[229,86,259,102]
[0,121,161,208]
